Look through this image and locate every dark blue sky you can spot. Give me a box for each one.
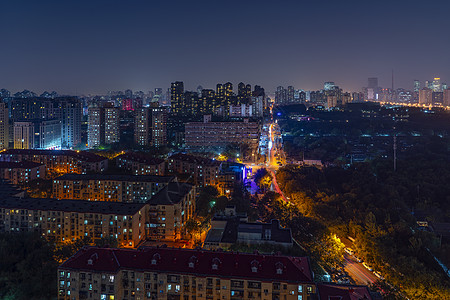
[1,0,449,94]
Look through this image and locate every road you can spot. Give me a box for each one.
[343,253,378,285]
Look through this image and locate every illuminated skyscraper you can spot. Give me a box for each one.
[324,82,335,91]
[419,88,433,105]
[151,108,168,147]
[443,89,450,106]
[87,106,104,148]
[413,80,420,92]
[170,81,184,114]
[287,86,295,103]
[432,78,441,92]
[134,108,151,146]
[104,106,120,144]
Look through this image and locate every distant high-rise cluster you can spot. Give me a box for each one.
[170,81,267,118]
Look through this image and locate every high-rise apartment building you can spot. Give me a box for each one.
[444,89,450,106]
[58,97,82,149]
[104,106,120,144]
[88,103,119,148]
[87,106,104,148]
[13,122,34,149]
[419,88,433,105]
[413,80,420,92]
[134,108,151,146]
[0,102,8,150]
[170,81,184,114]
[151,108,168,147]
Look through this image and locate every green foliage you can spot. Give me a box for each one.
[0,232,58,300]
[274,138,450,299]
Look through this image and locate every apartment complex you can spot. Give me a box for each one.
[88,103,120,148]
[116,152,165,176]
[185,115,260,149]
[0,161,45,185]
[57,246,315,300]
[53,174,175,203]
[0,181,146,247]
[167,153,221,187]
[0,102,8,150]
[0,149,108,175]
[147,182,195,241]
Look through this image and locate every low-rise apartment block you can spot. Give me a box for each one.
[0,180,146,247]
[167,153,221,187]
[185,115,260,149]
[57,246,315,300]
[116,152,165,176]
[0,161,45,185]
[0,149,108,175]
[147,182,195,241]
[53,174,175,202]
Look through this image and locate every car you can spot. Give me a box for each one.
[363,262,373,272]
[344,248,354,255]
[374,271,385,280]
[353,255,363,263]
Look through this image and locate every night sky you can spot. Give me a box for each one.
[1,0,450,95]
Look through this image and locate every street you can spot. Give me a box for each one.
[343,253,378,285]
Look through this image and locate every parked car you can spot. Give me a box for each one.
[374,271,385,280]
[363,262,373,272]
[353,255,363,263]
[344,248,354,255]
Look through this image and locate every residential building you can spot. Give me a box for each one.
[0,149,108,175]
[444,88,450,106]
[57,246,315,300]
[134,108,151,146]
[116,152,165,175]
[13,121,34,149]
[88,103,119,148]
[53,174,175,202]
[0,161,45,185]
[167,153,221,187]
[419,88,433,105]
[316,283,373,300]
[204,207,293,250]
[151,108,167,147]
[0,180,146,247]
[170,81,184,114]
[147,182,195,241]
[0,102,8,150]
[185,116,260,150]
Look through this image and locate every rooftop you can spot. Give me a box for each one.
[59,246,313,283]
[0,161,43,169]
[149,182,194,205]
[169,153,221,167]
[55,173,175,183]
[0,149,107,163]
[317,283,372,300]
[116,152,165,165]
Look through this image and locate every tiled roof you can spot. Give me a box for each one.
[149,182,193,205]
[59,246,314,283]
[116,152,164,165]
[0,196,146,215]
[0,149,107,163]
[55,174,174,183]
[0,161,43,169]
[317,283,372,300]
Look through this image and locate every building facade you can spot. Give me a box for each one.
[0,102,8,150]
[167,153,221,187]
[0,149,108,175]
[134,108,151,146]
[116,152,165,176]
[57,246,315,300]
[185,116,260,149]
[53,174,175,202]
[0,161,45,185]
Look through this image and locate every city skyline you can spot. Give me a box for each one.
[2,0,450,94]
